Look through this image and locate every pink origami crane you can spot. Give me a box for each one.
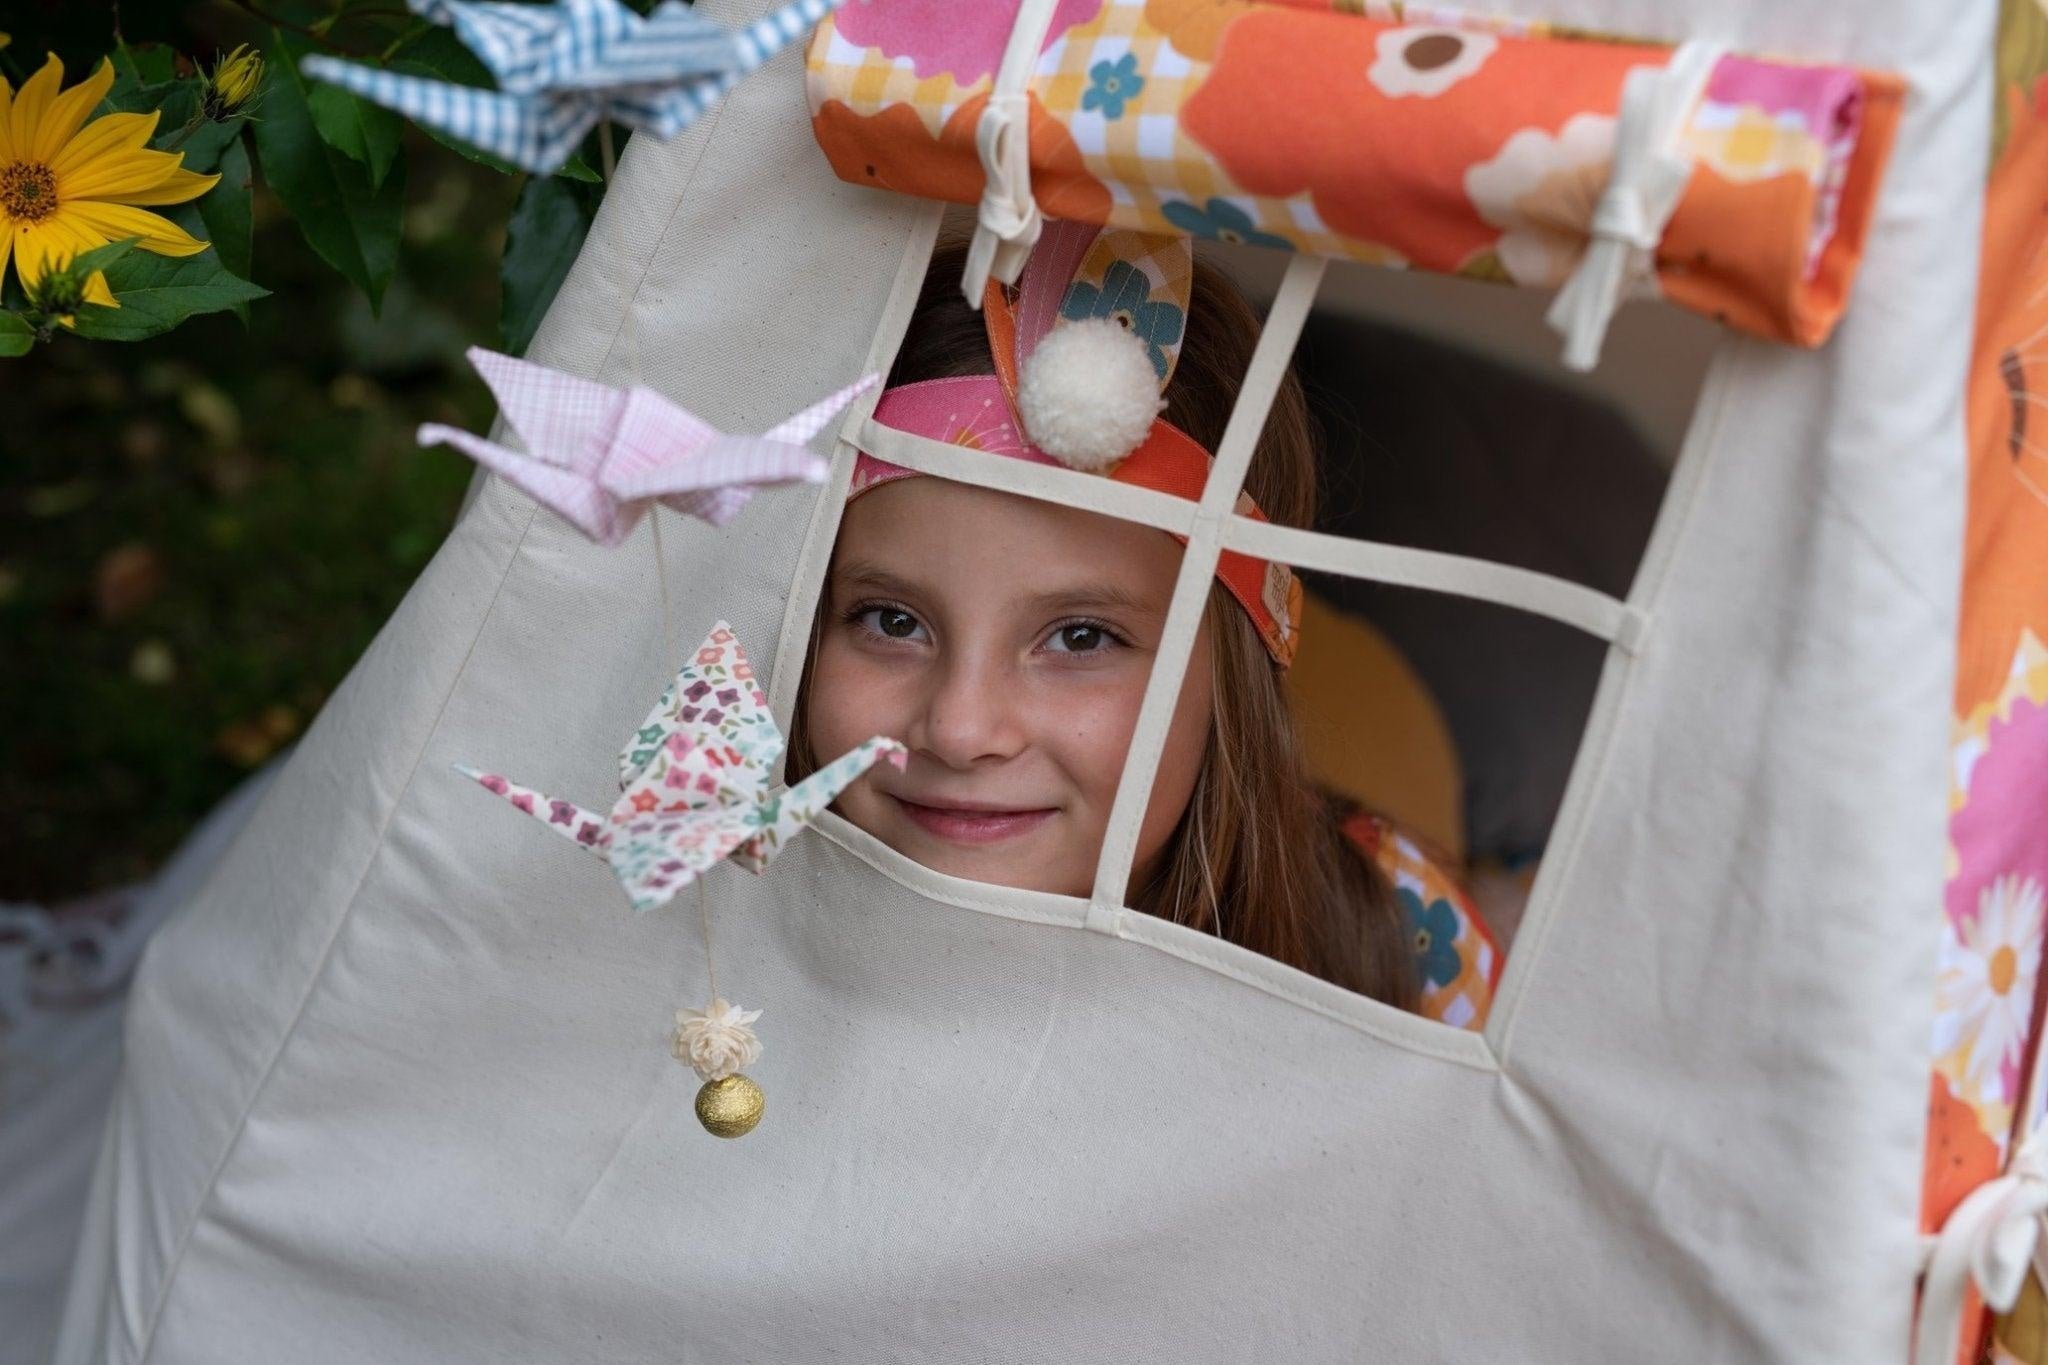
[419,346,877,542]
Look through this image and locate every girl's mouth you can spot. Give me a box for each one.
[890,797,1056,845]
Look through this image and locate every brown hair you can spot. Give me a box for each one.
[791,244,1416,1009]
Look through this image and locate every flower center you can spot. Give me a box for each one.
[1991,944,2019,995]
[0,160,58,222]
[1404,34,1465,72]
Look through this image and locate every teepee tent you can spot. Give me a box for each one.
[51,1,2048,1361]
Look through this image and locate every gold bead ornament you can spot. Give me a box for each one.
[673,997,765,1138]
[695,1074,766,1138]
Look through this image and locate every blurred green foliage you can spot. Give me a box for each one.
[2,4,539,898]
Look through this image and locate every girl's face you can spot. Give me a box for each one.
[808,476,1214,898]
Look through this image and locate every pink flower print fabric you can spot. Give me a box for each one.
[833,0,1103,84]
[459,622,907,912]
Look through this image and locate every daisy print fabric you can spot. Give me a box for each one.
[1926,17,2048,1356]
[809,0,1902,349]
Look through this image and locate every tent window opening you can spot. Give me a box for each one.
[781,217,1718,1039]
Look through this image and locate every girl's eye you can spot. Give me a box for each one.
[1044,621,1117,654]
[855,605,928,642]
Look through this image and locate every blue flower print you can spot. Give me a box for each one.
[1083,52,1145,120]
[1161,197,1293,252]
[1059,259,1185,380]
[1399,886,1464,991]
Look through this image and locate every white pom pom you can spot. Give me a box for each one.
[1016,317,1163,472]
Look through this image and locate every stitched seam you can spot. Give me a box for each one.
[814,816,1496,1069]
[131,497,541,1364]
[1487,340,1741,1069]
[127,55,736,1351]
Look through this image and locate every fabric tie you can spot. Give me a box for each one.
[962,92,1043,300]
[1545,40,1722,371]
[1916,1128,2048,1364]
[961,0,1065,304]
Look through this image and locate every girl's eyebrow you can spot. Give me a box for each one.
[1021,583,1163,617]
[831,561,926,601]
[834,559,1161,618]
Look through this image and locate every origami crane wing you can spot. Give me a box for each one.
[416,347,638,543]
[306,0,845,174]
[408,0,612,97]
[454,765,611,853]
[729,736,909,873]
[463,346,626,472]
[298,56,601,174]
[618,622,783,794]
[544,1,744,93]
[601,375,878,524]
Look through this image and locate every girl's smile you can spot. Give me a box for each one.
[887,796,1059,845]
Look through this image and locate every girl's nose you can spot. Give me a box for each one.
[908,652,1027,770]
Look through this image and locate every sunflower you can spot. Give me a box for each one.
[1,52,220,313]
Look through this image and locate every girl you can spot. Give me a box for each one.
[791,230,1499,1023]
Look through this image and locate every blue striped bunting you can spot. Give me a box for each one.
[301,0,845,175]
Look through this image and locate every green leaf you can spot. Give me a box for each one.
[500,174,601,356]
[306,81,404,188]
[66,237,144,278]
[198,138,256,322]
[386,27,601,182]
[68,251,270,343]
[115,41,179,87]
[253,31,406,313]
[99,70,180,119]
[164,98,252,178]
[0,312,35,358]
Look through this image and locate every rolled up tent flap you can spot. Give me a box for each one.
[807,0,1902,351]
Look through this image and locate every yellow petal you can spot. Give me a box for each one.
[0,68,14,164]
[49,109,160,180]
[32,215,108,274]
[111,164,219,207]
[32,56,115,163]
[13,219,97,290]
[57,200,207,256]
[59,145,182,201]
[9,53,63,166]
[0,228,13,294]
[83,268,118,308]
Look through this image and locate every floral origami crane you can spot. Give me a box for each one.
[301,0,845,174]
[420,346,875,540]
[458,621,905,912]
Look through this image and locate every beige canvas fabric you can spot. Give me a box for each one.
[54,2,1986,1360]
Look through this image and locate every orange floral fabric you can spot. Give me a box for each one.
[808,0,1901,349]
[1932,8,2048,1362]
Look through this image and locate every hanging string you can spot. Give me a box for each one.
[596,120,676,675]
[697,879,719,1001]
[597,119,713,1010]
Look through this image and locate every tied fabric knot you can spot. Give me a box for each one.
[1545,41,1722,372]
[1916,1128,2048,1364]
[963,92,1044,303]
[960,0,1066,306]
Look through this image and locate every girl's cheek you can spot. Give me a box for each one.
[809,638,906,752]
[1023,668,1152,794]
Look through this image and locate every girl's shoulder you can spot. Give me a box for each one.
[1341,809,1504,1033]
